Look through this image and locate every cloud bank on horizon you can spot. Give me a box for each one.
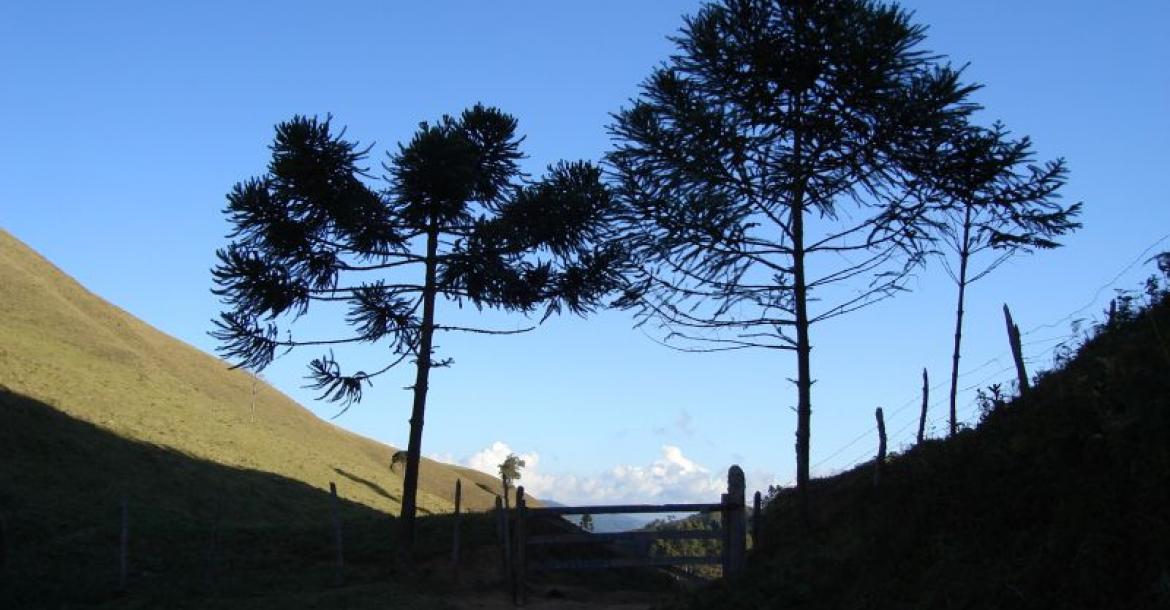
[433,441,780,506]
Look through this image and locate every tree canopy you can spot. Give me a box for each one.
[211,104,623,553]
[608,0,984,507]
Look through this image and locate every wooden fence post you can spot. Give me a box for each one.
[1004,304,1030,394]
[118,494,128,594]
[451,479,462,577]
[495,496,512,586]
[752,490,762,550]
[330,482,344,586]
[515,486,527,606]
[874,407,887,487]
[917,368,929,444]
[724,466,746,577]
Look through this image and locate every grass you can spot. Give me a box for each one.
[0,228,517,607]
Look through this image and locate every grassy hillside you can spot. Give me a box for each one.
[0,228,503,516]
[0,228,513,605]
[682,275,1170,609]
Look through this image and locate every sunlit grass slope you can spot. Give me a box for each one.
[0,227,504,518]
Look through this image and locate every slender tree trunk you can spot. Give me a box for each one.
[790,103,812,522]
[791,184,811,520]
[399,226,440,557]
[947,208,973,437]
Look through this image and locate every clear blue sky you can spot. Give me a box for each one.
[3,1,1168,504]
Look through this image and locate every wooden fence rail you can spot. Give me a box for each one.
[507,465,747,606]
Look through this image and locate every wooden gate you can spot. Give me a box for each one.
[505,465,747,606]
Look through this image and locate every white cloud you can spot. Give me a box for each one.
[457,442,745,506]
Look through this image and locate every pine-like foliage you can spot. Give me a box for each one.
[211,105,623,552]
[918,122,1080,436]
[608,0,984,506]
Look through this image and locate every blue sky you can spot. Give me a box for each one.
[3,1,1168,505]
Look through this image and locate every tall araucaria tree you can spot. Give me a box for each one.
[607,0,983,513]
[923,122,1080,437]
[211,105,623,554]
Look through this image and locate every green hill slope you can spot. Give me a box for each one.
[0,227,502,517]
[0,228,526,605]
[684,277,1170,609]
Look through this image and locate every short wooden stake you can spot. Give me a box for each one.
[1004,304,1030,395]
[330,482,344,586]
[118,494,128,593]
[874,407,887,487]
[451,479,462,577]
[917,368,929,444]
[515,486,528,606]
[752,490,762,550]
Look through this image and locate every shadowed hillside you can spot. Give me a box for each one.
[0,228,527,605]
[681,277,1170,609]
[0,228,503,517]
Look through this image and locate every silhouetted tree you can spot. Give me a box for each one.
[923,123,1080,436]
[579,513,594,532]
[211,105,622,555]
[499,453,526,510]
[608,0,980,511]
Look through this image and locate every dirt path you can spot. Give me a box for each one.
[448,584,669,609]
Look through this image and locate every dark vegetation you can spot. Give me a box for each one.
[679,268,1170,609]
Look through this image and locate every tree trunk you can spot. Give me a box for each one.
[790,109,812,522]
[398,226,440,558]
[947,207,973,437]
[791,183,811,521]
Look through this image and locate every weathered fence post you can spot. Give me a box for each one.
[724,466,746,577]
[451,479,462,577]
[118,493,128,594]
[330,482,344,586]
[515,486,528,606]
[495,496,512,586]
[752,490,762,550]
[917,368,929,444]
[720,492,730,574]
[1004,304,1030,394]
[874,407,887,487]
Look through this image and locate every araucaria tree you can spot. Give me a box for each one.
[925,123,1080,437]
[211,105,622,554]
[608,0,982,508]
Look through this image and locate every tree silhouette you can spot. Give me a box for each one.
[608,0,981,511]
[498,453,526,510]
[579,513,594,532]
[211,105,622,555]
[922,123,1080,436]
